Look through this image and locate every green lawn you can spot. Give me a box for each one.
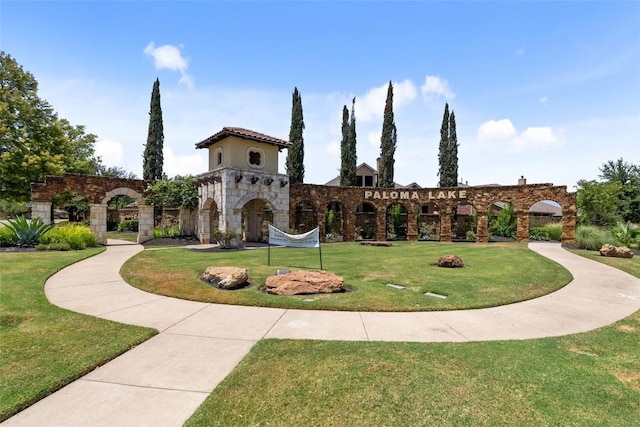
[186,249,640,426]
[121,242,572,311]
[0,249,156,422]
[105,230,138,242]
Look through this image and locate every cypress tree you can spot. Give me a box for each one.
[378,81,396,188]
[286,87,305,183]
[448,110,459,186]
[347,98,358,185]
[437,103,450,187]
[339,105,350,186]
[143,78,164,181]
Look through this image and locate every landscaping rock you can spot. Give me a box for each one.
[263,270,345,295]
[438,255,464,268]
[360,241,392,247]
[200,266,249,289]
[599,244,634,259]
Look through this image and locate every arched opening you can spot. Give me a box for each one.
[488,201,517,241]
[325,201,344,242]
[294,200,316,233]
[386,202,408,240]
[355,202,376,241]
[202,198,219,244]
[106,194,137,231]
[452,201,477,241]
[241,198,273,242]
[417,202,440,241]
[528,199,563,241]
[51,190,90,224]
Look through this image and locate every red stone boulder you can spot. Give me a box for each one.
[263,270,345,295]
[599,244,634,259]
[437,255,464,268]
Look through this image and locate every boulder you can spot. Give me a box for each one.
[200,266,249,289]
[263,270,345,295]
[599,244,634,259]
[438,255,464,268]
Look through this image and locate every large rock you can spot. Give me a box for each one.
[263,270,345,295]
[200,266,249,289]
[599,244,634,259]
[437,255,464,268]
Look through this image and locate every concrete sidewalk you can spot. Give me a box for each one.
[4,241,640,426]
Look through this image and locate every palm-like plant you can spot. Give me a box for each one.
[5,216,55,247]
[612,222,640,248]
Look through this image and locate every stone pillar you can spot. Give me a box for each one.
[90,204,108,245]
[199,209,211,244]
[516,212,530,242]
[561,207,577,244]
[344,210,355,243]
[31,202,52,224]
[475,210,488,243]
[137,205,154,244]
[439,207,452,242]
[406,205,418,241]
[375,206,386,242]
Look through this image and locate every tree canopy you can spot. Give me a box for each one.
[0,52,100,202]
[286,87,305,183]
[438,103,458,187]
[143,78,164,181]
[144,175,198,209]
[378,81,396,188]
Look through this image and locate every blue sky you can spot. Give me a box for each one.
[2,1,639,189]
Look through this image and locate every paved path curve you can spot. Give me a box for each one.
[5,242,640,426]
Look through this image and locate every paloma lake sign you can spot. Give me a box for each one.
[364,189,467,202]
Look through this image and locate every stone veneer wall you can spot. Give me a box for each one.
[289,183,577,243]
[197,167,290,243]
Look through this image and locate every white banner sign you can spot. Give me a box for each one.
[268,225,320,248]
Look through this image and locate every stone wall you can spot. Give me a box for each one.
[289,183,577,243]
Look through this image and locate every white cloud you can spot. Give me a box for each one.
[95,138,124,165]
[477,119,517,141]
[144,42,194,88]
[420,75,455,101]
[367,129,381,147]
[513,126,563,151]
[327,140,340,155]
[357,80,417,122]
[162,146,207,178]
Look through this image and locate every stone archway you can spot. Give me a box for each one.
[30,174,151,245]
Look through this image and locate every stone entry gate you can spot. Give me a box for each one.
[30,174,153,245]
[289,182,577,243]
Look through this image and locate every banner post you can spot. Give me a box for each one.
[319,241,323,270]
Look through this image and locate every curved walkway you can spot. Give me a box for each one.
[5,241,640,426]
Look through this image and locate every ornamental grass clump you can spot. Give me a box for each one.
[38,223,97,250]
[543,222,563,241]
[575,225,611,251]
[4,216,55,247]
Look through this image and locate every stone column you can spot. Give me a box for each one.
[344,210,355,242]
[561,207,577,244]
[198,209,210,244]
[516,212,530,242]
[31,201,52,224]
[476,210,489,243]
[137,205,154,244]
[90,204,108,245]
[375,206,386,242]
[439,207,452,242]
[406,205,418,241]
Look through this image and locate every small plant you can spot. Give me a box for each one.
[575,225,611,251]
[154,225,181,239]
[0,225,19,247]
[118,220,139,232]
[4,216,55,247]
[212,229,238,249]
[529,227,550,241]
[612,222,640,249]
[466,230,476,241]
[36,242,72,251]
[543,222,563,241]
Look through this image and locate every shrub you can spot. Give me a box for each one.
[574,225,611,251]
[612,222,640,249]
[0,225,19,247]
[4,216,55,247]
[154,225,181,239]
[543,222,563,241]
[529,227,550,241]
[36,242,71,251]
[118,220,139,232]
[466,230,476,241]
[39,223,98,250]
[212,229,238,249]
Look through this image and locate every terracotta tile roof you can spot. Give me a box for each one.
[195,127,291,149]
